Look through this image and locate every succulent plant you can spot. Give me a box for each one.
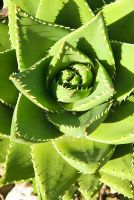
[0,0,134,199]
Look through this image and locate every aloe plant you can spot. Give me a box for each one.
[0,0,134,199]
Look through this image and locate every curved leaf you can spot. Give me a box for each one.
[14,8,72,71]
[48,101,112,137]
[8,0,40,48]
[36,0,94,28]
[0,137,10,163]
[2,142,34,185]
[0,20,11,52]
[54,136,114,174]
[10,56,62,112]
[100,172,134,198]
[0,49,18,106]
[0,102,13,137]
[112,41,134,102]
[88,96,134,144]
[50,12,115,77]
[100,144,134,180]
[102,0,134,43]
[32,142,79,200]
[78,174,102,200]
[11,94,62,143]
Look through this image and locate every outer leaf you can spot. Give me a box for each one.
[50,12,115,77]
[36,0,94,28]
[77,174,102,199]
[8,0,40,48]
[100,172,134,198]
[100,144,134,180]
[54,136,114,174]
[2,142,34,185]
[62,185,77,200]
[0,49,18,106]
[10,56,62,112]
[0,137,9,163]
[0,102,13,137]
[11,94,62,143]
[48,101,112,137]
[0,20,11,52]
[112,41,134,102]
[32,142,79,200]
[88,96,134,144]
[14,8,72,71]
[102,0,134,43]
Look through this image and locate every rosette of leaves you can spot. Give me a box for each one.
[0,0,134,199]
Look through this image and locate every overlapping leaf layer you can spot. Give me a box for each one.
[0,0,134,199]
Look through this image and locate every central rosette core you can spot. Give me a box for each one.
[51,63,94,103]
[56,63,93,89]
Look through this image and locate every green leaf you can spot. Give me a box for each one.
[36,0,94,28]
[100,172,134,198]
[14,8,72,71]
[32,142,79,200]
[11,94,62,143]
[77,174,102,200]
[102,0,134,43]
[2,142,34,185]
[62,185,77,200]
[100,144,134,180]
[46,42,92,85]
[10,56,62,112]
[112,41,134,102]
[46,42,93,104]
[64,61,114,111]
[50,12,115,77]
[54,136,114,174]
[0,20,11,52]
[0,137,10,163]
[8,0,40,48]
[0,49,18,106]
[88,96,134,144]
[47,101,112,137]
[0,102,13,137]
[12,0,39,16]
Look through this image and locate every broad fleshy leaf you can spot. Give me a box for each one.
[36,0,94,28]
[32,142,79,200]
[0,102,13,137]
[77,174,102,199]
[0,49,18,106]
[0,137,10,163]
[0,20,11,52]
[100,144,134,180]
[100,172,134,198]
[11,94,62,142]
[50,12,115,77]
[2,142,34,184]
[48,101,112,137]
[112,41,134,102]
[14,8,72,71]
[54,136,114,174]
[10,56,62,112]
[102,0,134,43]
[88,96,134,144]
[8,0,40,48]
